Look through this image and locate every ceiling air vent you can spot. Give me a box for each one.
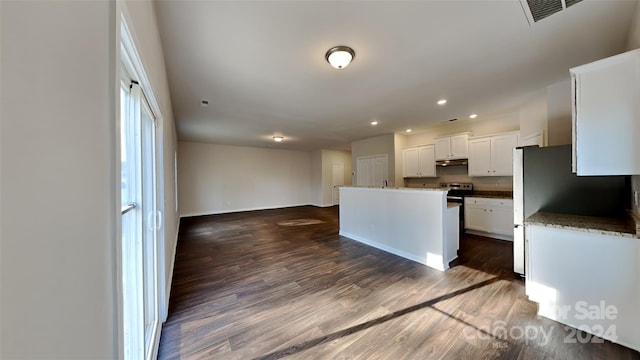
[520,0,583,24]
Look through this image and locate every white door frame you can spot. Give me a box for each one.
[331,163,344,206]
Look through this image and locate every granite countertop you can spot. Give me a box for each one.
[525,211,640,239]
[467,190,513,199]
[341,186,446,192]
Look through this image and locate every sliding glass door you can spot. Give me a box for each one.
[121,79,162,360]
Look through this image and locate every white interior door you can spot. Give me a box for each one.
[356,155,388,187]
[332,163,344,205]
[372,156,388,186]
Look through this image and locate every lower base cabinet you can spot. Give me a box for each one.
[464,197,513,240]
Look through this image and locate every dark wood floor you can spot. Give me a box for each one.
[158,206,639,360]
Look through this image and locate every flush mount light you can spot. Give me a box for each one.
[325,46,355,69]
[469,114,478,119]
[405,129,412,133]
[370,121,379,126]
[201,99,209,107]
[273,136,284,142]
[437,99,447,105]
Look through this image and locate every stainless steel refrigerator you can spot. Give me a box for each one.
[512,145,629,276]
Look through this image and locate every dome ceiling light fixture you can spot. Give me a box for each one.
[273,136,284,142]
[325,46,355,69]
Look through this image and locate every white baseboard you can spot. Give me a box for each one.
[339,231,445,271]
[465,230,514,242]
[179,203,312,218]
[162,224,179,322]
[179,203,337,218]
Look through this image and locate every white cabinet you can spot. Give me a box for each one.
[464,197,513,240]
[526,225,640,351]
[570,48,640,175]
[520,131,544,147]
[435,133,469,161]
[402,145,436,177]
[468,132,519,176]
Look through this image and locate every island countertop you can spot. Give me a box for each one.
[340,186,447,192]
[525,211,639,239]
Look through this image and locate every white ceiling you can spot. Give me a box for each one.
[155,0,636,151]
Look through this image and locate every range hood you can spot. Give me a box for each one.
[436,159,468,167]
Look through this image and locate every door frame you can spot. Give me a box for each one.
[119,12,166,360]
[331,163,344,206]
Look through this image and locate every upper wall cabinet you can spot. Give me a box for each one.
[468,132,519,177]
[435,133,470,161]
[571,49,640,175]
[403,145,436,178]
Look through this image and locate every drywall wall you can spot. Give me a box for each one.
[406,112,520,147]
[394,134,407,188]
[1,2,179,357]
[628,0,640,214]
[351,133,396,186]
[627,0,640,50]
[547,79,572,146]
[310,150,323,206]
[320,149,352,206]
[178,142,311,216]
[519,90,548,141]
[1,1,117,357]
[123,0,179,322]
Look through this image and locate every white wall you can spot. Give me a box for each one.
[519,90,548,141]
[178,142,311,216]
[351,133,396,186]
[0,1,179,357]
[628,0,640,216]
[546,79,572,146]
[393,134,407,188]
[627,0,640,50]
[310,150,323,206]
[1,1,117,357]
[405,112,520,147]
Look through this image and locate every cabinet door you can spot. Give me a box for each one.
[435,138,451,160]
[417,146,436,177]
[450,134,468,159]
[491,133,518,176]
[572,49,640,175]
[402,148,419,177]
[464,204,487,231]
[468,138,492,176]
[464,198,489,231]
[488,200,514,237]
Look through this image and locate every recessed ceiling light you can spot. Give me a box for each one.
[273,136,284,142]
[469,114,478,119]
[370,121,379,126]
[405,129,412,133]
[437,99,447,105]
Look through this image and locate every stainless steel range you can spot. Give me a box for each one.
[441,182,473,232]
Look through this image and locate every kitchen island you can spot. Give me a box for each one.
[339,186,459,271]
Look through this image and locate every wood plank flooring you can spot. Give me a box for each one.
[158,205,639,359]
